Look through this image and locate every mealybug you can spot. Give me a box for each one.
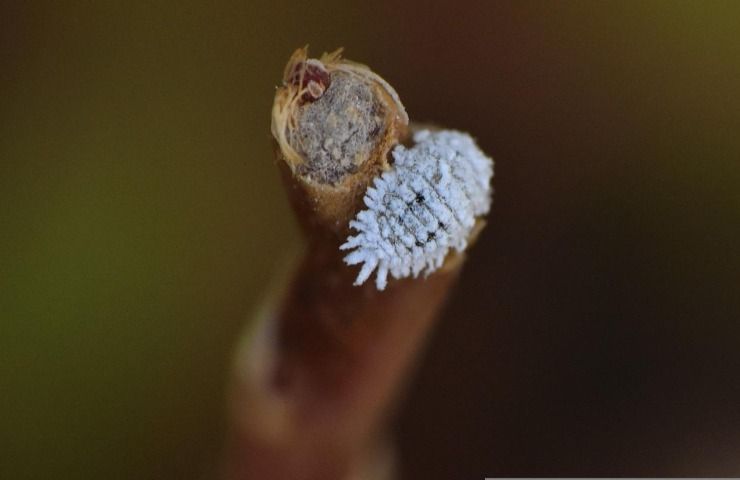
[340,129,494,290]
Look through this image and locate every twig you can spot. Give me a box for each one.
[223,47,491,480]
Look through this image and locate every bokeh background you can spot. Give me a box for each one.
[2,1,739,478]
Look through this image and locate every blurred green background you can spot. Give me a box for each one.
[2,1,739,478]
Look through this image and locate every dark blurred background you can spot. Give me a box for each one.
[2,1,739,478]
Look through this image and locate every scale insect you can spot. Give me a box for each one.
[340,129,494,290]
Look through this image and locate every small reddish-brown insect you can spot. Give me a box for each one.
[287,59,331,104]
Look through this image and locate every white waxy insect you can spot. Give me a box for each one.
[340,129,494,290]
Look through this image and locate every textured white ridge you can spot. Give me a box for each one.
[340,129,494,290]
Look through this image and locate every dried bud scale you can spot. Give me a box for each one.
[271,47,409,234]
